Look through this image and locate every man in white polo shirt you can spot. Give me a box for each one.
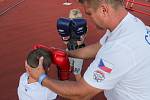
[26,0,150,100]
[84,13,150,99]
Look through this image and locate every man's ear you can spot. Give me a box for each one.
[97,3,109,16]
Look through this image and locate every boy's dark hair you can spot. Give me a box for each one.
[27,48,51,68]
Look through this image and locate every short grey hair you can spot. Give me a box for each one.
[78,0,124,9]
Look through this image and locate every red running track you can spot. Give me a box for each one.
[0,0,149,100]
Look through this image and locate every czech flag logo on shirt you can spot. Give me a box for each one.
[98,59,112,73]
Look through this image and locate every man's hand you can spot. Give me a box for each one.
[26,57,45,81]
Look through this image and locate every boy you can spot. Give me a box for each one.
[57,9,87,80]
[17,48,57,100]
[68,9,86,80]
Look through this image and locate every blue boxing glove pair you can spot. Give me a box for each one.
[57,18,87,42]
[57,18,87,76]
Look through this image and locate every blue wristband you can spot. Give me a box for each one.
[38,73,47,85]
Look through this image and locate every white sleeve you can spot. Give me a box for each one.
[47,89,57,100]
[17,73,27,100]
[17,82,21,100]
[73,58,84,75]
[84,43,135,90]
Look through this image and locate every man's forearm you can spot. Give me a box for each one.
[42,77,87,99]
[67,42,101,59]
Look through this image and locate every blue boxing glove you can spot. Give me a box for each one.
[57,18,72,41]
[70,18,87,40]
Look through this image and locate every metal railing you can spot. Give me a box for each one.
[125,0,150,16]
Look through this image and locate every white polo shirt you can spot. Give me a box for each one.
[84,13,150,100]
[18,73,57,100]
